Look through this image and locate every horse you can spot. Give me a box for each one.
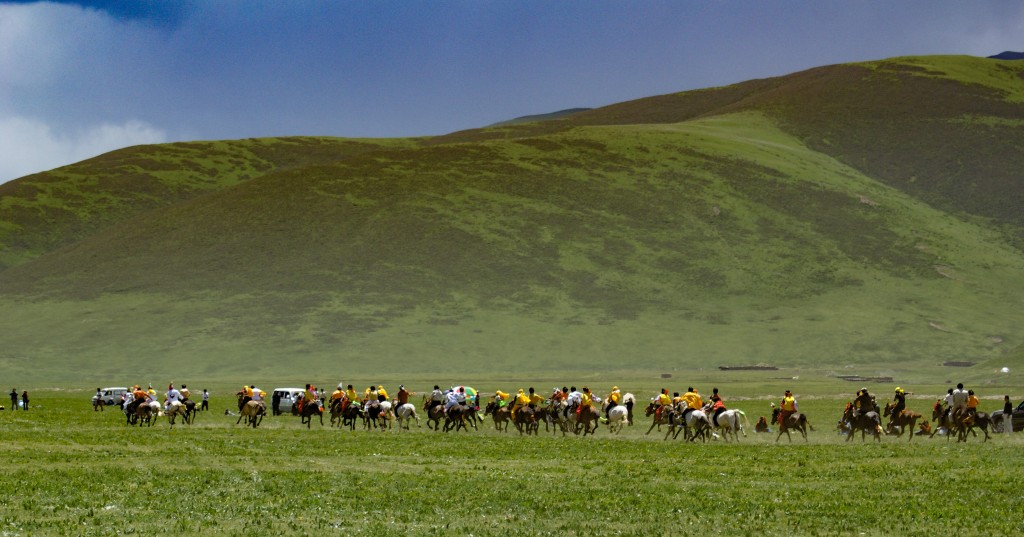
[299,399,323,429]
[511,405,538,436]
[928,404,988,442]
[703,403,747,442]
[575,404,601,436]
[394,403,420,430]
[644,401,672,435]
[443,404,472,432]
[883,402,920,442]
[377,400,394,430]
[181,399,198,424]
[424,400,445,431]
[665,405,712,442]
[601,400,630,434]
[236,400,265,428]
[841,404,881,442]
[341,402,363,430]
[165,401,189,428]
[771,407,811,442]
[134,400,159,427]
[329,398,346,428]
[484,401,512,432]
[622,393,636,425]
[363,400,383,429]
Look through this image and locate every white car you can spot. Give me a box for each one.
[92,387,129,406]
[272,388,305,414]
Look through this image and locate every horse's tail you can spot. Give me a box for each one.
[804,414,815,432]
[735,409,749,431]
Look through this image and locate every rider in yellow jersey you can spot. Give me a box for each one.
[601,386,621,423]
[681,387,702,420]
[511,389,529,419]
[377,385,389,402]
[779,390,797,430]
[529,387,544,407]
[579,387,593,415]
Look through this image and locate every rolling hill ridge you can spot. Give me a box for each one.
[2,55,1023,384]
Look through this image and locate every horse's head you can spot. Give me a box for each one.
[645,402,657,416]
[770,407,780,424]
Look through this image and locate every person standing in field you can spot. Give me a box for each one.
[9,389,16,410]
[1004,396,1013,434]
[201,389,209,411]
[21,390,28,411]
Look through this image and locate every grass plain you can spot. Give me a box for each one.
[1,390,1021,536]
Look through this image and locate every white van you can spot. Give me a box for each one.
[93,387,130,406]
[272,388,305,415]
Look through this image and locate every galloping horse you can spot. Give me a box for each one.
[394,403,420,430]
[165,401,189,428]
[841,404,881,442]
[575,404,601,436]
[928,404,990,442]
[644,401,672,435]
[703,403,747,442]
[665,405,712,442]
[511,405,538,435]
[601,399,630,434]
[771,407,811,442]
[484,401,511,432]
[329,399,346,428]
[236,399,265,428]
[134,400,159,427]
[423,400,445,431]
[341,402,363,430]
[299,399,323,429]
[443,403,473,432]
[882,402,920,442]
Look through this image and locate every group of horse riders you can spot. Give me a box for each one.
[649,386,730,425]
[118,383,204,425]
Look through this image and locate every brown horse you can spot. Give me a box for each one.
[842,404,881,442]
[644,402,672,434]
[329,398,346,428]
[236,400,265,428]
[165,402,189,428]
[883,402,920,442]
[575,404,600,436]
[134,401,157,427]
[511,405,538,436]
[300,400,324,429]
[771,407,811,442]
[443,404,471,432]
[424,400,445,431]
[484,401,511,432]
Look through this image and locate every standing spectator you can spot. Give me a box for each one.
[201,389,209,412]
[9,389,16,410]
[1004,395,1014,434]
[21,390,29,411]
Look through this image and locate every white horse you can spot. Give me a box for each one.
[378,400,394,429]
[667,407,713,442]
[705,404,748,442]
[394,403,419,429]
[601,394,634,434]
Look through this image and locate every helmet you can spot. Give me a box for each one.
[612,386,619,391]
[895,387,904,393]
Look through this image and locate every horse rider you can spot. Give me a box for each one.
[330,384,346,411]
[129,385,149,413]
[430,385,445,407]
[681,387,702,421]
[298,383,315,413]
[444,387,461,414]
[345,385,359,411]
[551,387,566,407]
[578,387,593,416]
[892,387,907,418]
[250,385,266,410]
[779,390,798,430]
[566,386,582,417]
[511,389,529,420]
[528,387,544,410]
[854,388,873,417]
[601,386,621,424]
[951,383,968,422]
[494,389,510,408]
[654,388,672,421]
[165,383,183,411]
[709,391,726,426]
[377,385,389,403]
[966,390,980,417]
[396,385,411,407]
[180,384,191,401]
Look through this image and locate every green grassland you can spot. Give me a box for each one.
[0,391,1021,536]
[1,55,1023,385]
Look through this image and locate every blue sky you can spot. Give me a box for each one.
[1,1,1021,183]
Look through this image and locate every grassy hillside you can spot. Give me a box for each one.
[1,56,1023,386]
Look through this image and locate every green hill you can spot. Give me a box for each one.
[2,55,1023,386]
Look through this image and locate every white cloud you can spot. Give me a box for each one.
[0,117,167,183]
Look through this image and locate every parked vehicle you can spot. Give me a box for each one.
[92,387,129,407]
[272,388,305,414]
